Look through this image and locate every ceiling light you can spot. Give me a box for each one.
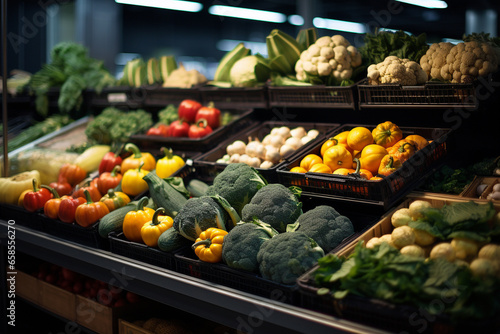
[208,5,286,23]
[288,15,304,26]
[395,0,448,9]
[313,17,366,34]
[216,39,267,56]
[115,0,203,12]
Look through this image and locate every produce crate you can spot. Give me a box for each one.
[129,108,255,152]
[108,232,181,271]
[277,124,452,210]
[119,319,153,334]
[11,268,40,305]
[267,84,356,109]
[193,121,340,183]
[0,205,45,232]
[460,176,500,199]
[199,86,268,109]
[39,279,77,321]
[142,86,201,107]
[297,193,500,334]
[39,215,109,249]
[357,79,478,109]
[87,87,146,110]
[174,194,381,306]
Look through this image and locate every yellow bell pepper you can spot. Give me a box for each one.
[121,161,150,197]
[141,207,174,247]
[121,143,156,174]
[122,197,155,243]
[0,170,41,205]
[192,227,228,263]
[156,147,185,179]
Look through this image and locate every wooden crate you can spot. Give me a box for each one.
[336,192,499,258]
[118,319,153,334]
[461,176,500,199]
[39,280,76,321]
[12,269,39,304]
[76,295,139,334]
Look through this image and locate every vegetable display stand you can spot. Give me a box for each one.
[108,232,180,271]
[38,214,109,249]
[142,86,201,107]
[267,84,356,109]
[357,79,478,109]
[129,109,255,152]
[87,87,146,110]
[276,124,452,210]
[296,192,500,334]
[199,86,268,109]
[460,176,500,200]
[193,121,341,183]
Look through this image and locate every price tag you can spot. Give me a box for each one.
[107,93,128,103]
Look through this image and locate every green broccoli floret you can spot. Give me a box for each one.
[206,163,268,216]
[222,220,279,273]
[241,184,303,233]
[257,231,325,284]
[173,195,240,241]
[295,206,355,253]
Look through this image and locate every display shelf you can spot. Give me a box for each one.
[0,221,389,334]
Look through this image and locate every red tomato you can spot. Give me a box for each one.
[188,119,213,139]
[195,102,221,129]
[178,99,202,123]
[146,124,170,137]
[168,119,190,137]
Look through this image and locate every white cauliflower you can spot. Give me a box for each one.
[367,56,428,86]
[295,34,362,85]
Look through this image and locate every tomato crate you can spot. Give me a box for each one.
[142,86,201,107]
[199,86,268,109]
[357,79,478,109]
[267,84,356,109]
[39,215,109,249]
[193,121,341,183]
[108,232,182,271]
[297,193,500,334]
[128,108,255,152]
[276,124,452,210]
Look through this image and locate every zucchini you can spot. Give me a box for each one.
[186,179,210,197]
[157,228,191,252]
[98,197,155,238]
[143,172,188,218]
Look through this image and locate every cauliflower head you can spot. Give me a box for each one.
[295,34,362,85]
[367,56,428,86]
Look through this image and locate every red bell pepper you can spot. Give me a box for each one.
[98,146,123,175]
[49,176,73,197]
[168,119,190,137]
[58,196,86,223]
[23,179,55,212]
[59,163,87,187]
[96,165,122,195]
[146,124,170,137]
[72,179,102,203]
[188,119,213,139]
[178,99,202,123]
[195,102,221,129]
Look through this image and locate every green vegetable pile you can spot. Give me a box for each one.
[157,104,179,125]
[24,41,116,116]
[85,107,153,145]
[313,242,500,321]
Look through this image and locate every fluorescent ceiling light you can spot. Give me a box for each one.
[395,0,447,9]
[288,15,304,26]
[442,38,461,44]
[379,28,413,35]
[313,17,366,34]
[216,39,267,56]
[208,5,286,23]
[115,0,203,12]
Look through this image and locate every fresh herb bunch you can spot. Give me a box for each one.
[24,42,116,116]
[359,29,429,68]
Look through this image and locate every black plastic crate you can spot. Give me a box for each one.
[268,84,356,109]
[0,204,45,232]
[39,215,109,249]
[108,232,180,271]
[87,86,146,110]
[142,86,201,107]
[199,86,268,109]
[193,121,341,183]
[277,124,452,210]
[129,108,255,152]
[357,79,478,109]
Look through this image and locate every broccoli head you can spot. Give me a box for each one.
[222,220,279,273]
[257,231,325,284]
[206,163,268,216]
[241,184,303,233]
[295,205,355,253]
[173,195,240,241]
